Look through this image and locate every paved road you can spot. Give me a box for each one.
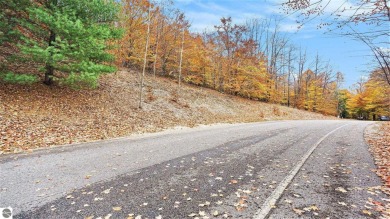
[0,120,388,218]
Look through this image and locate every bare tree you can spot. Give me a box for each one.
[350,28,390,85]
[286,45,296,107]
[177,13,188,87]
[311,52,322,111]
[152,11,162,78]
[282,0,389,85]
[294,47,307,107]
[139,5,151,109]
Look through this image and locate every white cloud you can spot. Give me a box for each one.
[194,1,233,14]
[263,3,284,15]
[320,0,362,18]
[185,11,221,32]
[279,23,301,33]
[182,2,266,33]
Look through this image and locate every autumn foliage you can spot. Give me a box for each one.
[108,0,347,115]
[345,70,390,119]
[1,0,388,117]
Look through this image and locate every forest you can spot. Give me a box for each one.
[1,0,389,119]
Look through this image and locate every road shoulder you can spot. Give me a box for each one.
[365,122,390,218]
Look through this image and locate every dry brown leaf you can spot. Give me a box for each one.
[362,210,372,216]
[293,208,305,215]
[112,206,122,211]
[230,179,238,184]
[335,187,347,193]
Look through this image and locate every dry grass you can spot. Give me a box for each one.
[0,69,335,154]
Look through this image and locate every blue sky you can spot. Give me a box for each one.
[173,0,384,88]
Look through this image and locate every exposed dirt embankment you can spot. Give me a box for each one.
[0,70,335,154]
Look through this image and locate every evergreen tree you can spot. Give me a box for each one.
[0,0,31,45]
[18,0,123,87]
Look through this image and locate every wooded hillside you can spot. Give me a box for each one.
[0,70,334,154]
[0,0,388,123]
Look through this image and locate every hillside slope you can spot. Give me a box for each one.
[0,69,335,154]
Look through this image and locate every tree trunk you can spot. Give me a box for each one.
[139,6,151,109]
[287,72,290,107]
[178,28,184,87]
[153,17,160,78]
[44,30,56,85]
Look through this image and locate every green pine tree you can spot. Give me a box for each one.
[18,0,123,87]
[0,0,31,45]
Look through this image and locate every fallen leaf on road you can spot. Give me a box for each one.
[303,205,319,211]
[364,205,372,209]
[362,210,372,216]
[112,206,122,211]
[371,200,383,206]
[102,189,111,194]
[243,190,251,194]
[335,187,347,193]
[338,202,347,206]
[293,208,305,215]
[199,201,210,207]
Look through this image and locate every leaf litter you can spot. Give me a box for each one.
[0,70,335,154]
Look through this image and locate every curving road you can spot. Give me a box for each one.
[0,120,388,218]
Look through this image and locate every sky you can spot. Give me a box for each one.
[173,0,385,89]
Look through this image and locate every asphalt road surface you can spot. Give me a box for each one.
[1,120,388,219]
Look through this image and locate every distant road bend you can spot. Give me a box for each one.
[0,120,387,218]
